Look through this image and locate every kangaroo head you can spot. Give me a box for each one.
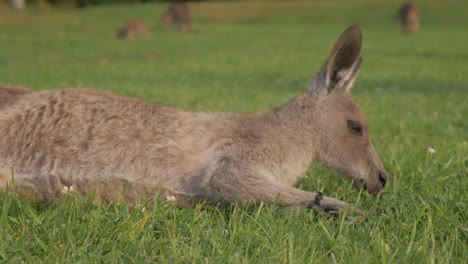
[308,25,388,195]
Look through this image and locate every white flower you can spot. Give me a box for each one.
[61,185,74,194]
[166,195,177,202]
[428,147,436,154]
[134,202,147,212]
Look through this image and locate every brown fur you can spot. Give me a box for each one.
[117,18,151,40]
[0,25,387,216]
[9,0,26,11]
[399,2,420,33]
[0,84,31,108]
[161,0,192,32]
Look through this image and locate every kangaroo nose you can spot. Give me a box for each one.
[378,171,387,188]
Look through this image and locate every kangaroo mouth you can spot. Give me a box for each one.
[329,165,382,195]
[352,177,383,195]
[353,178,365,190]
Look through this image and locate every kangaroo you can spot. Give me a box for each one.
[0,25,387,216]
[117,18,151,40]
[161,0,192,32]
[9,0,26,11]
[399,2,419,33]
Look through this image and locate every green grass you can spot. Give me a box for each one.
[0,0,467,262]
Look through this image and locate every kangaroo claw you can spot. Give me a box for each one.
[301,192,361,221]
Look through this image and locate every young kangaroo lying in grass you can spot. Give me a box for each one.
[0,25,387,216]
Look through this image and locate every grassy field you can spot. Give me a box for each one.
[0,0,467,262]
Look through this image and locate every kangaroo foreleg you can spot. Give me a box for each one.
[203,158,360,217]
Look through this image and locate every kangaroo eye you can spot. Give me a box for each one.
[347,120,362,135]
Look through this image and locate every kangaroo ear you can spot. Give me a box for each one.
[309,25,363,95]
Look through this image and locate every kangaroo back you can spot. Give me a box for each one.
[0,84,31,108]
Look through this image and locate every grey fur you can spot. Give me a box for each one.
[0,25,387,215]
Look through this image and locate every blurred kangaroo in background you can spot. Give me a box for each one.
[161,0,191,32]
[399,2,419,33]
[117,18,151,40]
[0,25,387,217]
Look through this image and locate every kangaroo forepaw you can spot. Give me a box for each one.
[305,192,339,219]
[306,191,324,213]
[302,192,363,221]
